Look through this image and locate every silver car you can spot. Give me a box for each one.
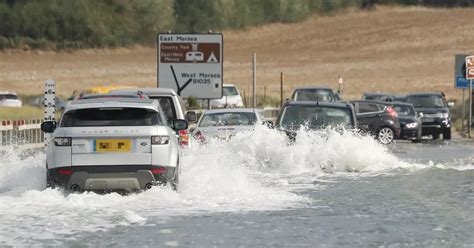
[192,108,266,143]
[41,98,188,192]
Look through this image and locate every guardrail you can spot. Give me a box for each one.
[0,119,44,149]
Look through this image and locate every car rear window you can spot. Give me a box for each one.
[223,86,239,96]
[358,103,381,113]
[60,107,161,127]
[149,97,177,124]
[294,89,335,102]
[279,106,352,129]
[199,112,257,127]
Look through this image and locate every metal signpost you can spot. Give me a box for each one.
[157,33,223,99]
[466,55,474,138]
[455,54,469,131]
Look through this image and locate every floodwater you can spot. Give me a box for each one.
[1,127,473,247]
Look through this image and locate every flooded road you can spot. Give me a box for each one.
[1,128,473,247]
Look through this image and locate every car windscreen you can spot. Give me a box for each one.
[279,106,352,129]
[60,107,161,127]
[294,89,335,102]
[406,95,445,108]
[149,97,176,124]
[199,112,257,127]
[223,87,239,96]
[393,105,415,116]
[0,94,19,100]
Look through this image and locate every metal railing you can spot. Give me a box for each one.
[0,119,44,149]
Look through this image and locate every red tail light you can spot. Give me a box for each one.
[386,106,398,119]
[179,130,189,146]
[58,169,73,175]
[151,167,167,174]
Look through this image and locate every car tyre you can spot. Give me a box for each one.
[378,127,395,145]
[432,132,440,140]
[443,128,451,140]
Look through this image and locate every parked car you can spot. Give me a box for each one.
[0,91,22,107]
[362,92,396,102]
[388,102,422,142]
[192,108,266,143]
[405,92,452,140]
[29,96,67,111]
[209,84,244,108]
[111,88,197,147]
[40,98,188,192]
[350,100,401,144]
[291,87,338,102]
[274,101,357,141]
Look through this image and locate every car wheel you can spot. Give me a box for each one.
[378,127,395,145]
[443,128,451,140]
[432,132,440,140]
[46,172,55,189]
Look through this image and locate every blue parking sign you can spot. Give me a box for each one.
[456,75,470,89]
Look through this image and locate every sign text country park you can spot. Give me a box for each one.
[158,34,223,99]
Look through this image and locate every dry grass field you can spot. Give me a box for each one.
[1,6,474,103]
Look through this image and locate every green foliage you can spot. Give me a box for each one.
[0,0,472,49]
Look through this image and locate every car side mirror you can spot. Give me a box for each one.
[172,119,188,131]
[185,111,197,123]
[41,121,57,133]
[447,102,454,108]
[417,112,424,118]
[189,127,195,133]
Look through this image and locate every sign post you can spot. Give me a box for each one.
[465,55,474,138]
[157,33,223,99]
[252,53,256,108]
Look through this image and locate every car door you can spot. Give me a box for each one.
[354,102,383,133]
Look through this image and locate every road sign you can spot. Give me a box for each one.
[157,33,223,99]
[455,54,469,88]
[466,55,474,80]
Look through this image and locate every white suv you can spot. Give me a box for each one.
[41,98,187,192]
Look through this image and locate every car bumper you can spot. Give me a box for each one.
[399,128,418,139]
[421,120,450,135]
[47,165,176,192]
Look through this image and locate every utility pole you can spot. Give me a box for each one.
[252,53,257,108]
[280,72,284,106]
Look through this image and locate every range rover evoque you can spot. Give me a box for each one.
[41,98,188,192]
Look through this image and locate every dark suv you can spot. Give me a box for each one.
[350,100,401,144]
[275,101,357,141]
[405,93,451,140]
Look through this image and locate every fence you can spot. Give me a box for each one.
[0,119,44,149]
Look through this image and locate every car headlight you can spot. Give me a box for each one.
[54,137,71,146]
[151,135,170,145]
[406,122,418,128]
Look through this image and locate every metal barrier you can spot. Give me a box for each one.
[0,119,44,149]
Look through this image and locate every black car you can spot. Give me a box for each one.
[405,93,451,140]
[389,102,422,142]
[350,100,401,144]
[275,101,357,141]
[291,87,339,102]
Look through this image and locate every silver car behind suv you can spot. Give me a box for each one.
[41,98,188,192]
